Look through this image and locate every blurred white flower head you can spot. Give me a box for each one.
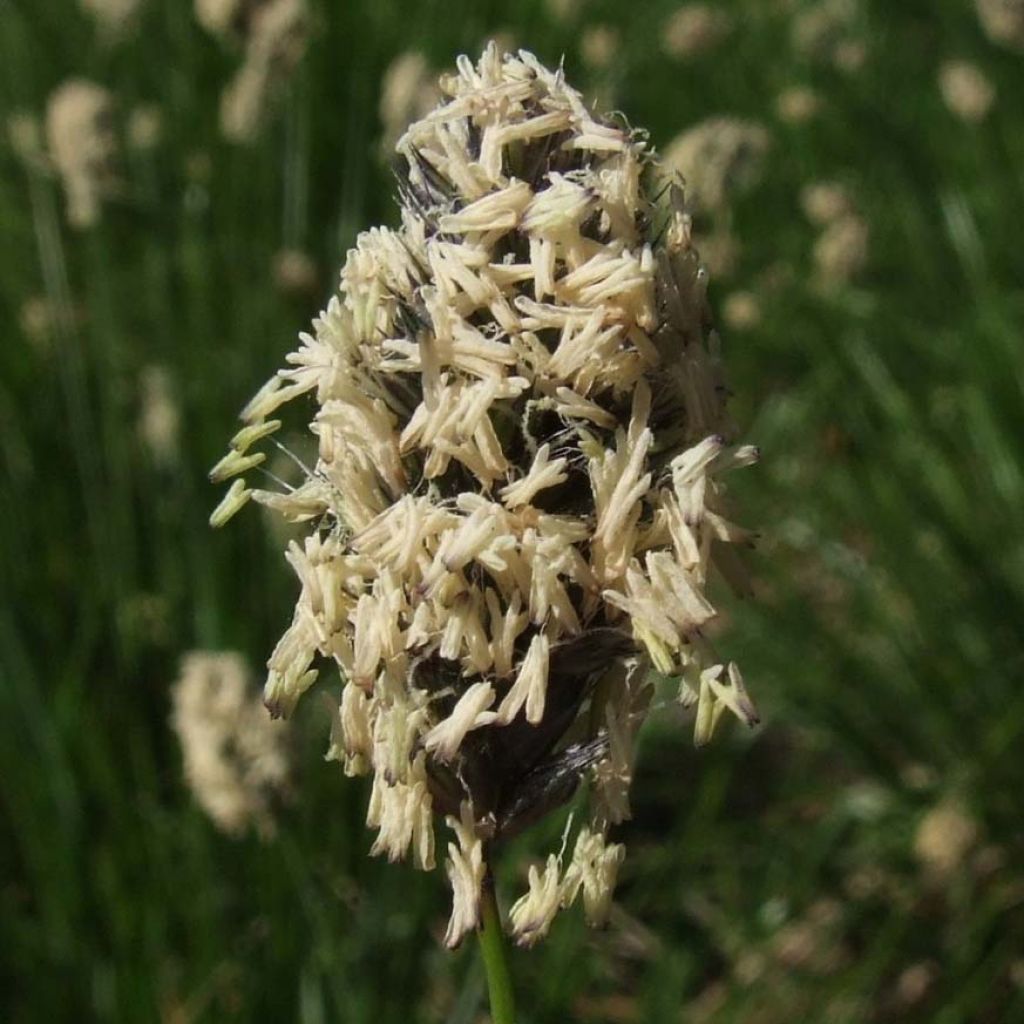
[775,86,822,124]
[80,0,142,38]
[813,213,869,286]
[663,117,771,213]
[662,4,733,59]
[722,291,762,332]
[273,248,319,297]
[195,0,246,37]
[379,52,442,155]
[171,651,290,836]
[915,799,979,879]
[792,0,865,69]
[196,0,308,143]
[138,365,181,466]
[45,80,119,229]
[938,60,996,123]
[975,0,1024,51]
[580,25,620,69]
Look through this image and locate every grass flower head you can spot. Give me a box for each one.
[212,43,759,948]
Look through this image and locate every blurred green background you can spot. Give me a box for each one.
[3,0,1024,1020]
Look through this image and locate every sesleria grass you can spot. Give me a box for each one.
[2,1,1024,1021]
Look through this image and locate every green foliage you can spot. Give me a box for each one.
[2,0,1023,1020]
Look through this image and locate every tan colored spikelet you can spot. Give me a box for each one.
[213,44,761,947]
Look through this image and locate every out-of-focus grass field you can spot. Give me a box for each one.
[2,0,1024,1020]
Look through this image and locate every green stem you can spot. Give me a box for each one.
[478,871,516,1024]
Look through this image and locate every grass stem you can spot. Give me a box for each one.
[478,870,515,1024]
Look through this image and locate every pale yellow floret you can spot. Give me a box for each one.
[495,632,550,724]
[264,607,319,717]
[208,448,266,484]
[230,418,282,453]
[552,386,618,428]
[443,804,486,948]
[423,682,498,761]
[249,480,332,523]
[209,478,253,528]
[325,683,373,776]
[372,695,429,785]
[486,589,529,678]
[509,855,564,946]
[499,444,569,508]
[367,752,435,869]
[693,661,758,746]
[521,173,595,235]
[437,179,533,235]
[561,827,625,926]
[590,405,654,583]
